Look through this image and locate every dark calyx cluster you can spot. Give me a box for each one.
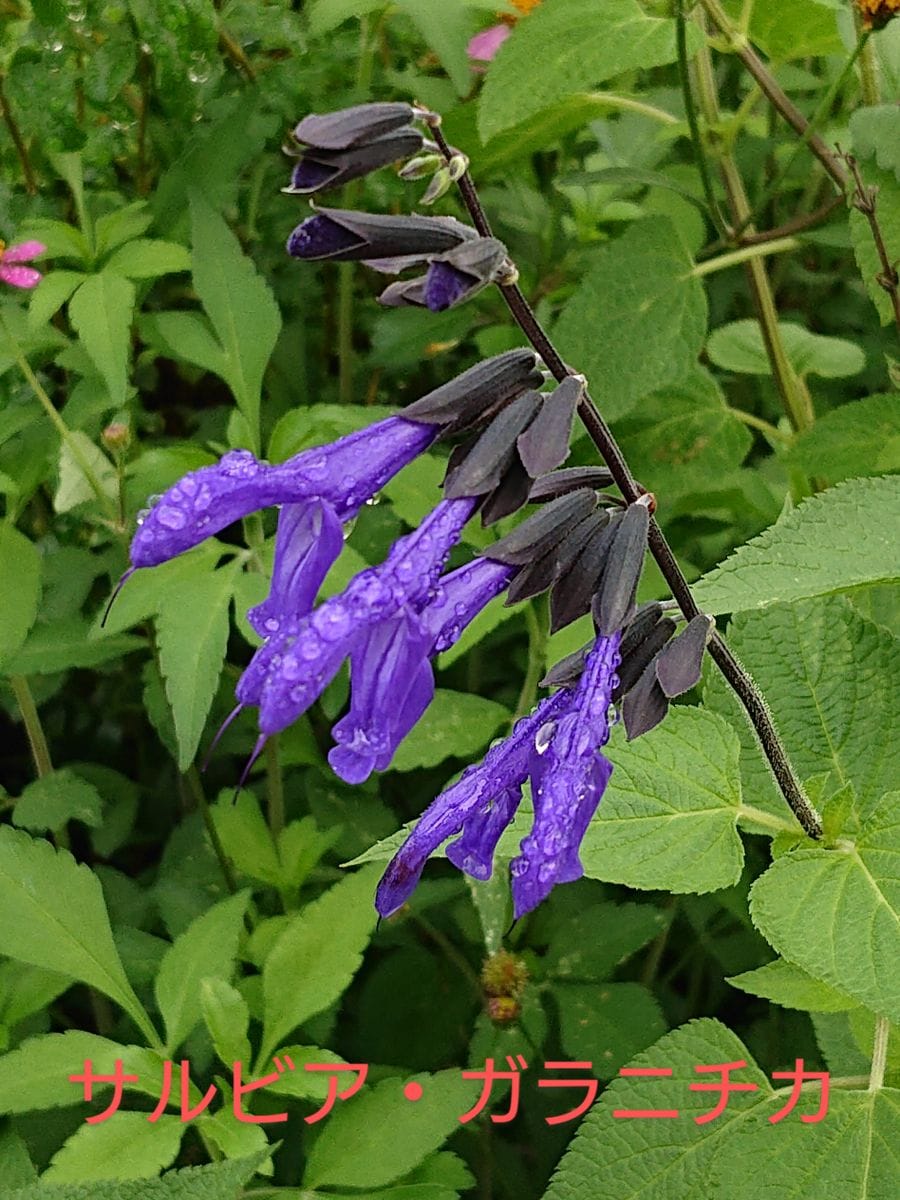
[283,102,514,311]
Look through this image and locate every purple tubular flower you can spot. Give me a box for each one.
[375,630,622,920]
[129,416,436,569]
[287,208,474,263]
[284,129,425,196]
[420,557,515,653]
[256,497,479,741]
[375,691,568,917]
[509,632,621,918]
[247,501,344,637]
[293,103,418,151]
[423,262,471,311]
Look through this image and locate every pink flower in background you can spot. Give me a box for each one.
[468,23,511,62]
[0,239,47,289]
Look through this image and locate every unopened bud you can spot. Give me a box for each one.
[102,422,130,454]
[398,153,444,180]
[421,166,453,206]
[481,949,528,999]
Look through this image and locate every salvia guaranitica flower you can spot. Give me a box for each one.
[378,237,514,313]
[286,207,475,263]
[376,630,622,920]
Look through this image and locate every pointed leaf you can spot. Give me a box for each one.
[68,273,135,406]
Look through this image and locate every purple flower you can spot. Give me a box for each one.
[130,416,436,572]
[375,630,622,919]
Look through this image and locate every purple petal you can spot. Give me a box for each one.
[289,158,338,191]
[468,24,511,62]
[248,501,343,636]
[423,261,472,311]
[446,787,520,880]
[420,558,514,654]
[287,214,363,258]
[376,691,568,916]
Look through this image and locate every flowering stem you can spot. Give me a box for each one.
[264,735,285,840]
[10,675,53,778]
[428,122,823,842]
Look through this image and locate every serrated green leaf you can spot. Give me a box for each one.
[0,523,40,669]
[260,866,380,1063]
[389,689,509,772]
[0,827,157,1044]
[211,792,281,887]
[691,476,900,613]
[850,104,900,182]
[140,311,228,378]
[155,890,250,1053]
[189,193,281,444]
[264,1045,348,1100]
[93,202,154,256]
[54,431,117,513]
[103,238,191,279]
[722,0,842,60]
[0,961,71,1030]
[2,617,144,676]
[308,0,386,36]
[708,319,865,380]
[705,597,899,823]
[68,273,135,407]
[750,792,900,1022]
[785,394,900,485]
[543,1019,772,1200]
[727,958,858,1013]
[13,768,103,833]
[0,1032,167,1115]
[396,0,470,96]
[93,543,224,638]
[44,1113,184,1183]
[579,708,744,894]
[304,1068,480,1190]
[554,219,707,420]
[0,1126,36,1186]
[0,1149,268,1200]
[156,561,239,770]
[478,0,700,140]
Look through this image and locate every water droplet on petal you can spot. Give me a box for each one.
[534,721,556,755]
[157,505,187,530]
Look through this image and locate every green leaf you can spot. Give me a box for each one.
[155,890,250,1053]
[260,866,380,1063]
[707,319,865,379]
[27,270,85,329]
[850,104,900,182]
[200,979,251,1069]
[0,1032,167,1115]
[189,192,281,444]
[579,708,744,894]
[263,1045,349,1101]
[103,238,191,279]
[543,1019,772,1200]
[0,961,71,1031]
[13,768,103,833]
[691,476,900,613]
[543,901,671,982]
[0,1150,269,1200]
[750,792,900,1022]
[849,161,900,326]
[0,1126,36,1186]
[396,0,470,96]
[0,523,40,669]
[54,431,117,513]
[2,617,144,676]
[67,273,135,406]
[554,219,707,420]
[389,689,510,772]
[0,827,157,1044]
[140,311,228,379]
[156,561,239,770]
[93,201,153,256]
[785,394,900,485]
[704,598,899,822]
[303,1068,480,1190]
[726,958,858,1013]
[556,982,666,1078]
[722,0,842,60]
[44,1113,184,1184]
[211,792,281,887]
[478,0,700,140]
[615,368,751,505]
[93,543,223,638]
[308,0,386,36]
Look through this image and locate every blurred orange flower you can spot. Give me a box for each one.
[856,0,899,28]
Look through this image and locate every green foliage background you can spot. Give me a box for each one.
[0,1,898,1197]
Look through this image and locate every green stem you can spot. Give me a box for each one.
[186,766,239,894]
[337,262,355,405]
[855,12,880,106]
[10,675,53,777]
[574,90,680,126]
[689,236,799,277]
[693,32,814,432]
[514,599,549,721]
[265,735,284,840]
[737,803,801,836]
[676,0,728,235]
[0,74,37,195]
[729,407,791,448]
[1,316,118,516]
[870,1016,890,1092]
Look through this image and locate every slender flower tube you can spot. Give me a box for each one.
[376,631,622,918]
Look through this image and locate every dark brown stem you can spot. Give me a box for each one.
[842,151,900,335]
[0,74,37,196]
[732,195,844,249]
[429,120,823,841]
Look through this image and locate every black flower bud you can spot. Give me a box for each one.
[287,207,475,262]
[293,102,420,150]
[401,349,543,431]
[284,128,425,196]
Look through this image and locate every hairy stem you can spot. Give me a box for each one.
[428,121,822,841]
[690,236,799,277]
[843,152,900,335]
[869,1015,890,1092]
